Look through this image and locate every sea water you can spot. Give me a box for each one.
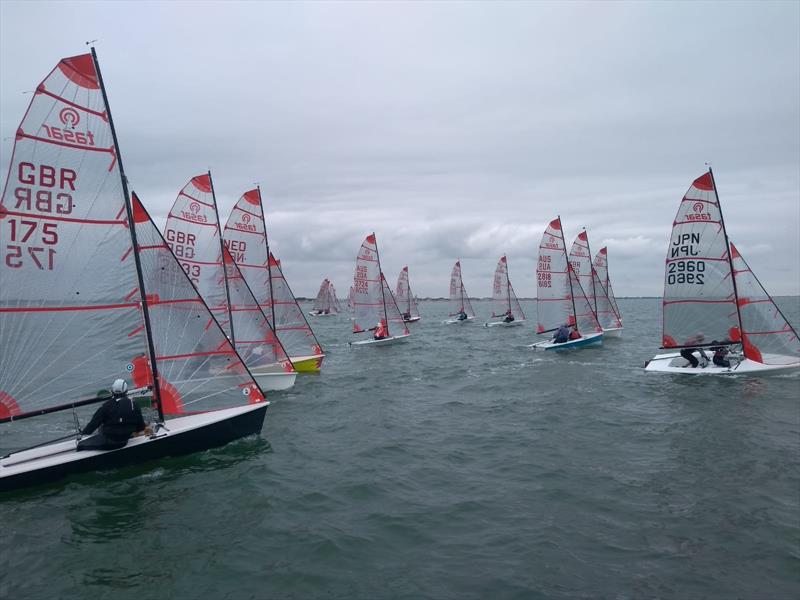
[2,298,799,599]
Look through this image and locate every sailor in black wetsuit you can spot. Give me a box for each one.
[503,310,515,323]
[77,379,147,451]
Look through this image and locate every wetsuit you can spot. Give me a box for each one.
[504,314,514,323]
[553,325,570,344]
[712,347,731,368]
[680,348,709,368]
[77,394,146,451]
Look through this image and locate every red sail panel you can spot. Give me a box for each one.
[536,217,572,332]
[568,231,598,320]
[223,246,292,372]
[352,234,382,333]
[661,172,739,348]
[592,247,623,328]
[449,261,475,317]
[268,252,322,357]
[0,54,147,415]
[164,175,230,339]
[382,273,409,337]
[222,189,322,360]
[730,243,800,365]
[133,194,265,415]
[570,264,603,335]
[313,278,331,312]
[395,266,420,319]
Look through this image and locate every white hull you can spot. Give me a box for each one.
[444,316,476,325]
[602,327,623,338]
[485,319,526,328]
[644,352,800,375]
[249,369,297,391]
[403,316,422,323]
[1,403,268,491]
[350,333,411,347]
[529,331,604,351]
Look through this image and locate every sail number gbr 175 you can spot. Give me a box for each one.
[667,260,705,285]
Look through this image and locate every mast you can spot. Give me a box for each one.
[709,167,744,342]
[505,255,511,314]
[557,216,578,328]
[91,47,163,421]
[373,232,389,328]
[208,170,235,345]
[583,229,599,317]
[256,186,277,328]
[459,260,464,312]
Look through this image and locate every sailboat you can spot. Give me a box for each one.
[165,174,296,391]
[223,188,325,372]
[569,230,623,338]
[592,247,624,337]
[329,283,342,314]
[395,266,422,323]
[531,217,604,350]
[350,233,410,347]
[645,170,800,374]
[309,278,337,316]
[485,255,526,327]
[444,260,476,324]
[0,52,268,491]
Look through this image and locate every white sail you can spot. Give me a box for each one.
[449,261,475,318]
[491,255,526,320]
[661,171,739,348]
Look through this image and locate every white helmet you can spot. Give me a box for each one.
[111,379,128,395]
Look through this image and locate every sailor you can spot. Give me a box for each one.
[710,342,731,368]
[373,319,389,340]
[403,311,412,321]
[503,310,515,323]
[552,323,570,344]
[569,325,581,340]
[680,333,709,368]
[77,379,149,451]
[457,310,468,321]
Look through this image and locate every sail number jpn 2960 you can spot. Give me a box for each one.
[668,233,705,285]
[4,162,75,270]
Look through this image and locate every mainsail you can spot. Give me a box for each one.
[165,174,231,339]
[313,278,332,312]
[132,194,265,414]
[730,243,800,365]
[222,188,323,363]
[395,266,421,318]
[568,231,597,316]
[0,52,264,425]
[536,217,601,334]
[165,175,291,376]
[329,283,342,313]
[352,234,409,337]
[491,255,525,320]
[661,171,740,348]
[592,247,623,329]
[0,53,146,419]
[449,261,475,317]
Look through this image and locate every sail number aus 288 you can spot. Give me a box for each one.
[667,260,705,285]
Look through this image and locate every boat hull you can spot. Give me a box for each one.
[485,319,526,328]
[602,327,623,338]
[308,311,337,317]
[250,369,297,391]
[529,332,604,351]
[0,403,268,493]
[403,316,422,323]
[444,316,476,325]
[350,334,411,347]
[290,354,325,373]
[644,352,800,375]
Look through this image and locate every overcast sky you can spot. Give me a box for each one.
[1,1,798,298]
